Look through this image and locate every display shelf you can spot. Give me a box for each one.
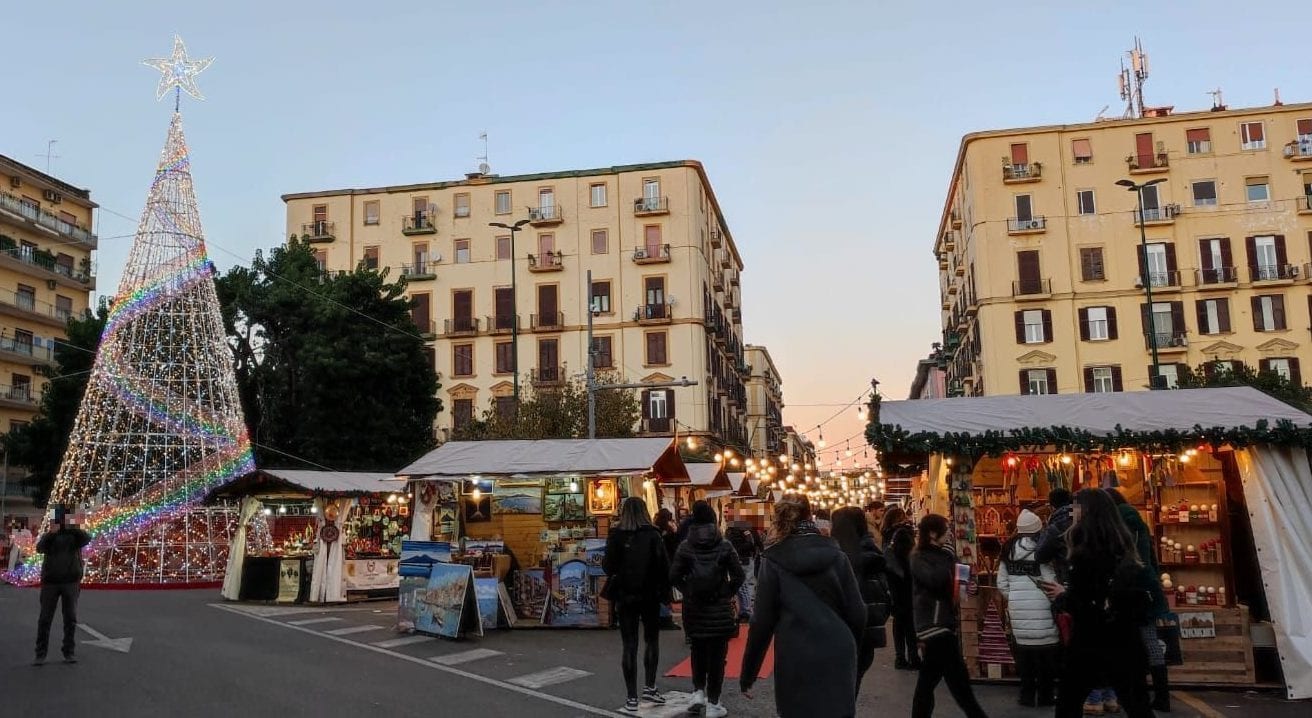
[1160,562,1225,569]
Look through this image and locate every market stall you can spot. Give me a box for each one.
[868,386,1312,696]
[211,469,408,604]
[397,438,690,630]
[722,473,771,531]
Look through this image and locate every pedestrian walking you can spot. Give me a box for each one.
[832,506,891,697]
[1108,489,1173,712]
[1040,488,1155,718]
[864,500,886,545]
[1035,487,1074,577]
[910,513,989,718]
[995,509,1060,707]
[670,501,745,717]
[604,497,672,712]
[881,505,920,670]
[724,521,761,622]
[654,508,682,631]
[740,496,866,718]
[34,507,90,666]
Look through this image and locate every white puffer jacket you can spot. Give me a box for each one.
[996,536,1060,646]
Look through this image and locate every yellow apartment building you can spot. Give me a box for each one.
[283,161,751,447]
[934,101,1312,397]
[0,155,98,526]
[744,344,783,458]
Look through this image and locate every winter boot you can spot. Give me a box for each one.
[1150,666,1172,712]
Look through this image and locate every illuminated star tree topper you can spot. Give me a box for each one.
[143,34,214,109]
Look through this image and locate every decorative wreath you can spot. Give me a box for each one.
[319,524,341,544]
[419,483,437,505]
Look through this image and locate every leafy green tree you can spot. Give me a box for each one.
[1178,361,1312,413]
[454,371,639,440]
[4,304,108,507]
[215,240,440,470]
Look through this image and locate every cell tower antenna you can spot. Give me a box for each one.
[477,131,490,175]
[1118,37,1150,119]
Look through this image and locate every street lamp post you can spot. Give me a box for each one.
[489,219,531,402]
[1116,177,1168,389]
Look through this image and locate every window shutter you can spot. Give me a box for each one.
[1220,238,1233,273]
[1080,249,1093,279]
[1273,295,1286,330]
[1196,300,1209,334]
[668,389,677,421]
[1186,128,1209,143]
[1107,306,1119,339]
[1083,367,1095,393]
[641,390,652,419]
[1218,299,1231,332]
[1041,310,1053,342]
[1045,369,1058,395]
[1298,119,1312,136]
[1259,359,1272,375]
[1245,236,1258,272]
[1010,143,1029,165]
[1170,302,1185,333]
[1290,358,1303,387]
[1112,366,1124,392]
[1164,243,1178,273]
[1137,245,1148,283]
[1197,239,1214,271]
[1275,235,1288,268]
[1019,370,1030,395]
[1072,138,1092,158]
[1252,296,1263,331]
[1015,311,1027,344]
[1017,251,1041,283]
[1078,308,1090,341]
[1139,303,1151,336]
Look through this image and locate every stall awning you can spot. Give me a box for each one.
[397,438,689,482]
[687,463,732,490]
[208,469,399,500]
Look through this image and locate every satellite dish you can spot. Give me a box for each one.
[432,252,442,263]
[478,162,491,175]
[668,295,677,306]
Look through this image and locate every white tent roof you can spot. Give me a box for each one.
[260,469,397,494]
[879,387,1312,437]
[687,463,723,486]
[398,438,685,479]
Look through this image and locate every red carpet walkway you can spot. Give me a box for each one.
[665,632,773,679]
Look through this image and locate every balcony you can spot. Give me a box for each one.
[1007,216,1046,234]
[400,261,436,281]
[634,303,673,324]
[530,312,564,331]
[0,288,73,328]
[1126,152,1170,174]
[0,384,37,411]
[301,221,336,243]
[1144,330,1189,352]
[0,191,98,249]
[0,243,96,290]
[633,196,670,216]
[0,336,51,365]
[1283,139,1312,161]
[444,317,480,336]
[1136,204,1180,226]
[401,214,436,235]
[1002,162,1042,184]
[950,208,962,229]
[531,365,564,386]
[712,270,724,292]
[709,228,723,248]
[411,319,437,340]
[486,314,519,334]
[1196,267,1238,288]
[527,251,563,272]
[527,205,563,226]
[1138,270,1182,291]
[641,417,673,434]
[1249,263,1298,284]
[1011,278,1051,299]
[632,244,671,265]
[1299,195,1312,215]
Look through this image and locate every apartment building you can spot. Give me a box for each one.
[935,101,1312,396]
[908,348,947,399]
[744,344,784,457]
[0,155,98,525]
[282,161,751,447]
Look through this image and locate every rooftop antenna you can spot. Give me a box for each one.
[476,131,490,175]
[1118,37,1149,119]
[1274,88,1283,106]
[38,140,60,173]
[1208,87,1226,112]
[1094,104,1110,121]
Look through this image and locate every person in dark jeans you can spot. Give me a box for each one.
[34,509,90,665]
[910,513,989,718]
[881,505,920,670]
[604,497,672,713]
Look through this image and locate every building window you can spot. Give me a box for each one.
[453,399,474,431]
[1261,357,1301,384]
[496,235,511,260]
[1185,128,1211,155]
[1071,138,1093,164]
[645,331,668,366]
[453,344,474,377]
[413,242,430,271]
[13,329,33,354]
[1252,295,1286,332]
[1196,298,1231,335]
[494,190,511,215]
[363,200,380,225]
[1020,309,1047,344]
[495,396,516,420]
[591,335,614,369]
[1250,235,1283,280]
[454,193,471,218]
[1245,177,1270,203]
[494,341,514,374]
[1085,306,1111,341]
[11,373,31,400]
[1153,364,1181,389]
[590,183,607,207]
[313,249,327,272]
[590,280,611,314]
[1089,367,1117,393]
[1240,121,1266,150]
[538,188,555,217]
[1021,369,1055,396]
[1014,194,1034,221]
[643,178,661,204]
[537,233,555,255]
[591,229,608,255]
[1143,242,1173,287]
[1076,189,1096,215]
[648,389,669,419]
[411,197,429,220]
[1198,237,1232,283]
[1079,247,1105,281]
[454,239,471,264]
[363,245,379,270]
[1191,180,1217,207]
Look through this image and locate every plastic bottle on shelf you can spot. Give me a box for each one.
[1190,504,1201,521]
[1178,500,1190,523]
[1206,586,1218,605]
[1209,503,1219,522]
[1184,545,1199,564]
[1218,587,1226,606]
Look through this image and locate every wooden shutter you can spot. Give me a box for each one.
[1017,250,1040,292]
[1112,367,1124,392]
[1019,370,1031,395]
[1273,295,1286,330]
[1197,239,1214,271]
[1014,311,1027,344]
[1275,235,1288,269]
[1220,238,1233,271]
[1170,302,1185,333]
[1072,138,1092,159]
[1140,303,1151,337]
[1083,367,1095,393]
[1045,369,1058,395]
[1135,132,1154,165]
[453,290,472,321]
[1218,299,1231,332]
[1078,308,1090,341]
[667,389,677,421]
[1010,143,1028,165]
[1107,307,1119,340]
[1251,296,1263,331]
[1041,310,1053,342]
[1186,128,1209,143]
[1137,245,1148,283]
[1259,359,1272,374]
[1196,300,1209,334]
[1298,119,1312,136]
[537,284,557,319]
[1164,243,1178,273]
[641,390,652,419]
[1247,122,1265,143]
[1290,358,1303,387]
[411,293,430,330]
[539,338,558,371]
[1245,236,1258,273]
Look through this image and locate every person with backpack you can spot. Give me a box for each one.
[832,506,891,697]
[604,497,672,712]
[670,501,745,717]
[1107,489,1173,712]
[1039,488,1154,718]
[881,505,920,670]
[725,521,761,622]
[995,509,1060,707]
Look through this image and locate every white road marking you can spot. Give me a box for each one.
[508,666,592,689]
[324,624,387,636]
[287,617,343,626]
[77,623,133,653]
[211,604,616,717]
[429,648,504,665]
[372,635,433,649]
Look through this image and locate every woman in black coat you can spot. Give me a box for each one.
[881,505,919,670]
[670,501,745,717]
[740,496,866,718]
[604,497,672,712]
[832,506,891,697]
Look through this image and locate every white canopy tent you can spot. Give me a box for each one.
[398,437,688,479]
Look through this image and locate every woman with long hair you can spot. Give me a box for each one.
[881,505,920,670]
[603,497,672,712]
[910,513,989,718]
[1040,488,1154,718]
[832,506,892,697]
[670,501,745,717]
[740,496,866,718]
[1107,488,1173,712]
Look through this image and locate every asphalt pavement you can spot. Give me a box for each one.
[0,586,1303,717]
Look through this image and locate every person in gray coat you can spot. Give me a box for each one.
[740,496,866,718]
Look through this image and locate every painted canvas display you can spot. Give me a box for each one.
[493,487,543,515]
[415,563,482,639]
[544,493,585,522]
[542,538,608,627]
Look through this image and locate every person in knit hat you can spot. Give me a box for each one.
[996,509,1060,707]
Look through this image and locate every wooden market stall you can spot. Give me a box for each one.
[869,387,1312,697]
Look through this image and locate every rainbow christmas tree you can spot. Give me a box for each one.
[6,37,252,585]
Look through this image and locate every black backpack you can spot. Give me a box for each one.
[682,546,728,602]
[1106,555,1153,625]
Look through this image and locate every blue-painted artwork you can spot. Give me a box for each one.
[544,559,601,627]
[474,577,503,631]
[415,563,476,639]
[399,540,452,577]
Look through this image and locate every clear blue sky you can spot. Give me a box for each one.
[4,1,1310,456]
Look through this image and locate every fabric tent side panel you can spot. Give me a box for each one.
[1236,447,1312,699]
[410,480,436,542]
[220,496,262,601]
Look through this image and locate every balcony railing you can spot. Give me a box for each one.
[531,366,564,385]
[1012,278,1051,297]
[0,336,51,362]
[1145,330,1188,350]
[1139,270,1181,289]
[530,312,564,330]
[1249,263,1298,282]
[1300,194,1312,213]
[301,220,336,242]
[1283,139,1312,160]
[641,417,673,434]
[1007,216,1046,233]
[1002,163,1042,182]
[0,288,73,326]
[527,205,563,225]
[486,314,519,334]
[1137,204,1180,225]
[411,319,436,338]
[1127,153,1170,172]
[0,383,36,407]
[0,245,95,286]
[0,191,98,248]
[402,214,436,235]
[634,303,673,323]
[1197,267,1238,285]
[632,244,671,264]
[527,251,563,272]
[400,261,436,280]
[633,196,670,215]
[444,317,480,335]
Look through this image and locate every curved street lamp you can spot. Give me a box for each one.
[1116,177,1168,388]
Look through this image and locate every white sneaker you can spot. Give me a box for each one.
[686,689,706,714]
[704,703,728,718]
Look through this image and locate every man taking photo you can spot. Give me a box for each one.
[35,506,90,666]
